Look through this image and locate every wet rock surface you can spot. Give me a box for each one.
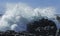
[0,18,60,36]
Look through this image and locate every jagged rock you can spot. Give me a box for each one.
[27,18,57,36]
[0,18,58,36]
[56,16,60,22]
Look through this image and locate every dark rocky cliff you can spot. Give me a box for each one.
[0,18,59,36]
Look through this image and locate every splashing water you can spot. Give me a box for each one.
[0,3,56,31]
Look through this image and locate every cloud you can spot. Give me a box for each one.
[0,3,56,31]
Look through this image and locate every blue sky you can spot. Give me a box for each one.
[0,0,60,14]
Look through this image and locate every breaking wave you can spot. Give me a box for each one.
[0,3,57,31]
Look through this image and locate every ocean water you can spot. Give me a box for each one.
[0,3,59,32]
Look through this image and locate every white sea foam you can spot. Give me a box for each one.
[0,3,56,31]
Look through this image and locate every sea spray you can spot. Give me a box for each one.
[0,3,56,31]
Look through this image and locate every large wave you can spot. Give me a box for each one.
[0,3,56,31]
